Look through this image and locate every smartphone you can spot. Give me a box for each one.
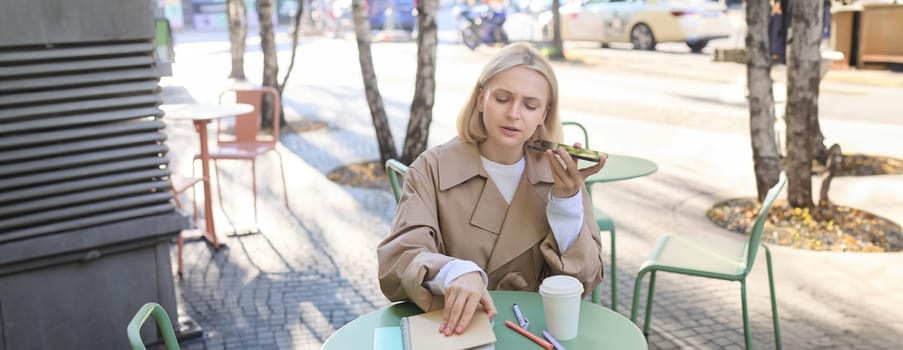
[526,140,607,162]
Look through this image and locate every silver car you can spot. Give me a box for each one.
[538,0,733,52]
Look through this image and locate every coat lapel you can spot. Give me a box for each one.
[485,174,549,273]
[470,176,508,234]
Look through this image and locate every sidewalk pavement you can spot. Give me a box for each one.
[163,36,902,349]
[563,41,903,89]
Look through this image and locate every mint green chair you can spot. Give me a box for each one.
[562,121,618,310]
[386,159,409,203]
[630,172,787,349]
[127,302,180,350]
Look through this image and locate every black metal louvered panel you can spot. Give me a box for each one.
[0,81,160,106]
[0,169,170,203]
[0,95,163,121]
[0,40,173,244]
[0,68,160,93]
[0,43,157,63]
[0,157,169,191]
[0,107,163,134]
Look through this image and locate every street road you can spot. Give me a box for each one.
[170,27,902,154]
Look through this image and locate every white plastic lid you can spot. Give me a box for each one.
[539,275,584,296]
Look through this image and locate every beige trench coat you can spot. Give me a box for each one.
[377,137,604,312]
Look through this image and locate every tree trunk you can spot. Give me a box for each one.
[180,0,195,29]
[279,0,304,96]
[351,0,398,164]
[819,143,842,205]
[785,0,823,208]
[227,0,248,80]
[401,0,438,165]
[549,0,564,59]
[746,0,782,201]
[812,114,828,164]
[257,0,280,130]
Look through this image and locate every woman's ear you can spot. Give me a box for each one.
[476,89,484,112]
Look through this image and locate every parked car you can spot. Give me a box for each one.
[505,0,572,42]
[368,0,417,32]
[538,0,732,52]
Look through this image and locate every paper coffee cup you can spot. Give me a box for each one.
[539,275,583,340]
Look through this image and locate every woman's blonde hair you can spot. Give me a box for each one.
[456,42,563,144]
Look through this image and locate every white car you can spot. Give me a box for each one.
[538,0,733,52]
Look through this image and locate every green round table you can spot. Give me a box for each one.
[582,154,658,186]
[322,290,647,349]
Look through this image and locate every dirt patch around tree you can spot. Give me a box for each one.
[286,119,328,133]
[834,153,903,176]
[707,199,902,252]
[326,160,387,189]
[709,153,903,253]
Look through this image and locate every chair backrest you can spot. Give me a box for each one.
[217,86,281,145]
[562,121,589,148]
[385,159,409,203]
[127,302,179,350]
[743,172,787,275]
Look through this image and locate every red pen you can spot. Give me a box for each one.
[505,320,554,350]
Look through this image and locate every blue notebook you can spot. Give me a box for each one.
[373,326,403,350]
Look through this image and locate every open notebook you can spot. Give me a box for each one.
[399,308,496,350]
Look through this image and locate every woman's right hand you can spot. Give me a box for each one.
[440,272,498,336]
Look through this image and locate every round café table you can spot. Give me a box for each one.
[161,103,254,249]
[582,154,658,186]
[322,290,647,349]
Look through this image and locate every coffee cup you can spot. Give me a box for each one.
[539,275,583,340]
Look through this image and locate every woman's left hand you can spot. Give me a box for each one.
[545,143,606,198]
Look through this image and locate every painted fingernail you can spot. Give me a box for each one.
[439,323,446,333]
[456,325,464,334]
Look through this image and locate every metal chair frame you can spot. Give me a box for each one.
[386,158,408,203]
[195,87,289,229]
[630,173,787,349]
[127,302,180,350]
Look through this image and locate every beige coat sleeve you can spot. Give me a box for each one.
[539,184,604,298]
[377,160,451,312]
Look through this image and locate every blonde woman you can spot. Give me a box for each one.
[378,42,605,336]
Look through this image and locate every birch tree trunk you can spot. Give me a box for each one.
[351,0,398,164]
[279,0,305,96]
[785,0,823,208]
[746,0,782,201]
[257,0,280,130]
[401,0,438,165]
[227,0,248,80]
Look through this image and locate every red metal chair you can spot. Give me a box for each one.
[199,87,289,229]
[170,175,203,276]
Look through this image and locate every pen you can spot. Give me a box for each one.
[542,330,566,350]
[505,320,553,350]
[512,303,529,329]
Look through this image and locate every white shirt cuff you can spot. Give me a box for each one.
[424,259,487,296]
[547,188,584,252]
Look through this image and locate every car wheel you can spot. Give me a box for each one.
[687,40,708,53]
[630,24,656,51]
